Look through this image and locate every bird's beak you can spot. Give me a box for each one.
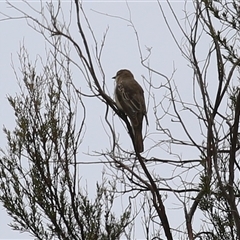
[112,76,116,79]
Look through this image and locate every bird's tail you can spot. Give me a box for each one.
[133,126,144,153]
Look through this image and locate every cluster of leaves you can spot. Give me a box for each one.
[0,48,131,240]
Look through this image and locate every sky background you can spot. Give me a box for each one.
[0,1,202,239]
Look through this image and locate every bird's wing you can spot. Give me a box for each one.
[119,80,144,113]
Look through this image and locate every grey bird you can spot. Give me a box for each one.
[113,69,148,153]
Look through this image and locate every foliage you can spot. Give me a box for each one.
[0,47,131,240]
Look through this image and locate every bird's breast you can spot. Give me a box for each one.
[114,89,123,110]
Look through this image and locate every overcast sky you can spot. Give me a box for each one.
[0,1,198,239]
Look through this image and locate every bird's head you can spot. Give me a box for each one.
[112,69,134,80]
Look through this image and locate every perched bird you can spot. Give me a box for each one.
[113,69,148,153]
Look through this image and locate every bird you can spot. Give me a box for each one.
[113,69,148,153]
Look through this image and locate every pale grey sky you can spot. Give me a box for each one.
[0,1,199,239]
